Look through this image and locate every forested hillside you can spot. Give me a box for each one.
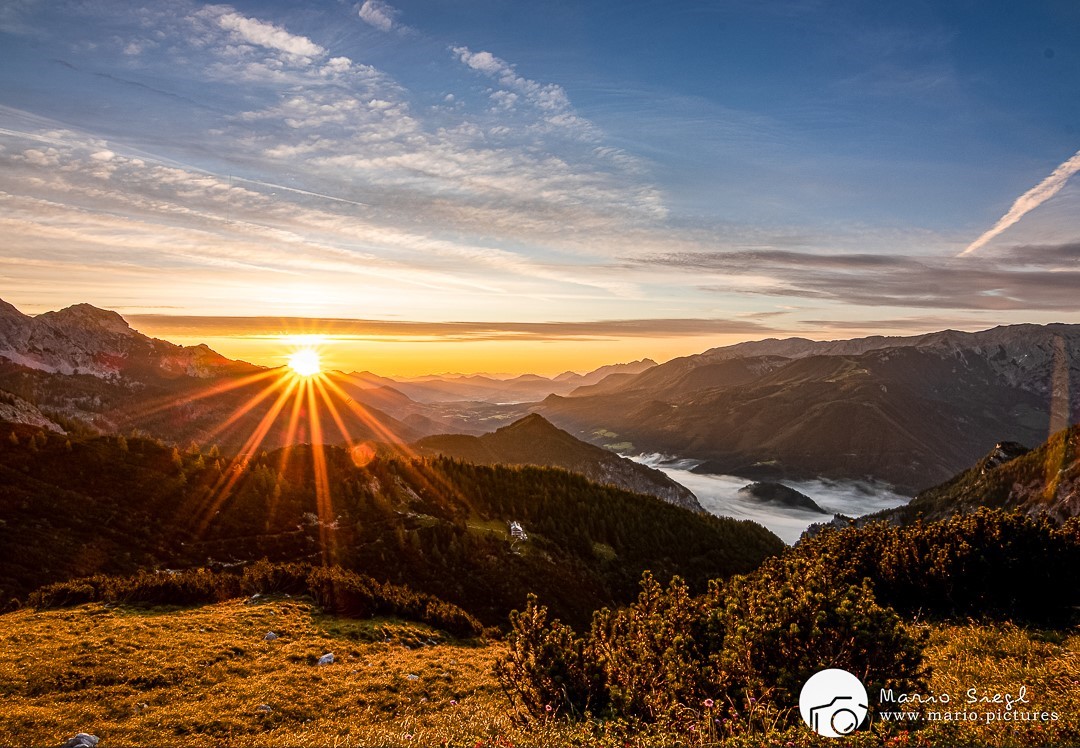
[0,424,782,627]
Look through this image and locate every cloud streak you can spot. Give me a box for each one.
[127,314,777,342]
[640,247,1080,312]
[959,149,1080,257]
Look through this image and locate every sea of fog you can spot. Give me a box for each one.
[632,454,911,544]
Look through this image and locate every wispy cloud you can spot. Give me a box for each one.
[959,149,1080,257]
[2,2,671,266]
[0,118,644,302]
[450,45,597,138]
[357,0,402,33]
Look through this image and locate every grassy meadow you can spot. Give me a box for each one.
[0,597,1076,748]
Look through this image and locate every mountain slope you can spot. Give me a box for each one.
[864,424,1080,525]
[412,414,702,511]
[0,299,429,448]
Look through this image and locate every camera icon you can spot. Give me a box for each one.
[799,669,869,737]
[809,695,864,736]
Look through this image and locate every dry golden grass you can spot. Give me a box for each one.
[907,622,1080,748]
[0,598,513,747]
[0,600,1076,747]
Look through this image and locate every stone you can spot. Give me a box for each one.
[60,734,99,748]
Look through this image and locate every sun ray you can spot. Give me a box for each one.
[312,374,354,447]
[158,338,468,565]
[322,373,408,447]
[322,371,482,513]
[126,369,279,421]
[194,376,301,533]
[199,373,292,444]
[276,374,309,475]
[306,377,335,563]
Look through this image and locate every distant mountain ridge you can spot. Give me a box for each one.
[571,325,1080,398]
[3,299,1077,495]
[0,299,425,448]
[539,324,1080,492]
[354,359,658,404]
[412,414,702,512]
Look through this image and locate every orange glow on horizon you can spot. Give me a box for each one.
[154,332,749,378]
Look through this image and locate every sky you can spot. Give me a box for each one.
[1,0,1078,375]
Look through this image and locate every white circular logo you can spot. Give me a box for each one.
[799,668,869,737]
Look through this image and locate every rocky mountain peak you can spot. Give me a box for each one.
[0,298,257,380]
[39,303,136,338]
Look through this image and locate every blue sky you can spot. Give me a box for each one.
[0,0,1077,374]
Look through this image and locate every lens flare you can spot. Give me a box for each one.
[288,348,321,377]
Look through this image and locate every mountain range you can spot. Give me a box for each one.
[345,359,657,404]
[0,300,256,379]
[1,298,1078,495]
[538,325,1080,491]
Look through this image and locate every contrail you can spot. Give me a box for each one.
[227,174,369,209]
[959,149,1080,257]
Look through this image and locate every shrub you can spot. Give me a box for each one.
[239,559,310,596]
[495,594,605,720]
[718,553,924,714]
[28,561,482,638]
[796,509,1080,623]
[496,509,1079,728]
[305,565,482,637]
[496,563,924,730]
[590,573,718,722]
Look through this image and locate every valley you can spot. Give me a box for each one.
[632,455,910,543]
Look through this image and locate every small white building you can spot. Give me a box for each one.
[508,520,527,541]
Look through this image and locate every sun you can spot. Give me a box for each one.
[288,348,322,377]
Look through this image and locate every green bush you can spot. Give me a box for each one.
[29,569,239,608]
[496,509,1078,728]
[589,573,718,722]
[718,553,924,715]
[495,594,605,719]
[239,559,310,596]
[496,563,923,730]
